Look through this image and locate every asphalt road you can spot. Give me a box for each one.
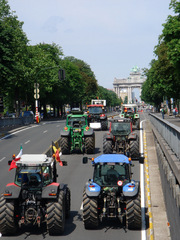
[0,114,147,240]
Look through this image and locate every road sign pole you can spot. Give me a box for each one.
[34,83,39,123]
[35,99,39,123]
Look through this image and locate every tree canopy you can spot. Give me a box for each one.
[0,0,118,116]
[141,0,180,107]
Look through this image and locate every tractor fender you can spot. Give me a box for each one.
[123,181,139,197]
[60,129,70,137]
[3,183,21,199]
[42,182,60,199]
[128,132,137,141]
[103,132,113,140]
[84,128,94,136]
[100,115,107,120]
[85,181,101,197]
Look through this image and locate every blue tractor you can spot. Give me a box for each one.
[82,154,142,230]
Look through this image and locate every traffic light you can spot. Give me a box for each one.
[58,69,65,81]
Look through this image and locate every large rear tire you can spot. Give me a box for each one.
[126,191,142,230]
[0,194,18,235]
[103,138,113,154]
[101,120,108,130]
[83,190,99,229]
[60,137,70,154]
[65,187,71,218]
[129,137,139,158]
[136,119,140,130]
[46,190,65,235]
[85,134,95,154]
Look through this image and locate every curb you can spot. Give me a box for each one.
[144,130,154,240]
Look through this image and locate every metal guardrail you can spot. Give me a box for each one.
[149,113,180,159]
[0,116,34,128]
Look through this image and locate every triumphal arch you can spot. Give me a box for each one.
[113,66,146,103]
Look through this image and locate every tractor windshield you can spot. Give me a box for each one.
[93,163,130,186]
[88,107,103,114]
[15,165,52,187]
[111,122,131,135]
[68,116,86,127]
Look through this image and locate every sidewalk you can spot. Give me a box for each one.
[152,112,180,127]
[144,120,171,240]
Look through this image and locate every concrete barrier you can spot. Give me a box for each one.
[152,125,180,240]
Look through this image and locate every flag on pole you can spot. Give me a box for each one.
[9,145,23,171]
[52,141,63,166]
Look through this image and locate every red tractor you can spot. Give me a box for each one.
[87,104,108,130]
[0,153,70,236]
[103,118,139,159]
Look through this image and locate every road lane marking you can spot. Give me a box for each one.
[140,120,146,240]
[24,140,30,144]
[0,157,5,162]
[144,130,154,240]
[43,130,48,133]
[0,125,39,140]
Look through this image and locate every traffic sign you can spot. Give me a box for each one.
[34,94,40,99]
[34,88,40,94]
[34,83,39,88]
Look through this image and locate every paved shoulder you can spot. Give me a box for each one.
[144,120,171,240]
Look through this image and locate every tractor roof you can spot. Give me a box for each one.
[122,104,138,108]
[70,110,84,115]
[109,117,131,123]
[67,111,86,118]
[16,154,53,167]
[87,104,104,107]
[93,154,131,164]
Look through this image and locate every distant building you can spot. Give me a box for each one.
[113,66,146,103]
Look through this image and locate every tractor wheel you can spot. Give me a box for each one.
[65,187,71,218]
[83,190,99,229]
[60,137,70,154]
[103,138,113,154]
[129,137,139,158]
[136,119,140,130]
[101,120,108,130]
[0,194,18,235]
[85,134,95,154]
[126,191,142,230]
[46,190,65,235]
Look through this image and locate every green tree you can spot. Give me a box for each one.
[64,57,98,105]
[0,0,28,113]
[141,0,180,107]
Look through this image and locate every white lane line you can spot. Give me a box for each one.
[80,202,83,210]
[0,157,5,162]
[43,130,48,133]
[0,125,39,141]
[24,140,30,144]
[140,120,146,240]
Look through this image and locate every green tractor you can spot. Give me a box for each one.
[60,111,95,154]
[120,104,140,129]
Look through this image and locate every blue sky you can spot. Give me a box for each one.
[8,0,173,90]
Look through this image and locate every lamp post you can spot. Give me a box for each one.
[34,67,65,123]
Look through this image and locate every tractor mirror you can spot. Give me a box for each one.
[8,160,12,165]
[62,161,67,166]
[82,157,88,164]
[139,156,144,164]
